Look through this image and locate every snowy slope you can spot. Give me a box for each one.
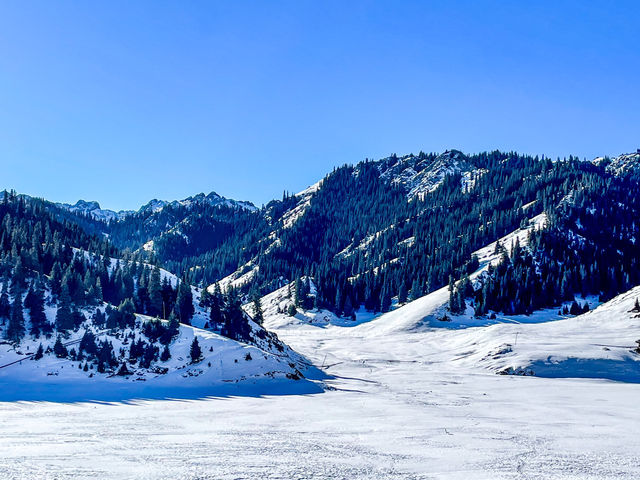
[594,151,640,176]
[0,250,315,399]
[0,317,306,392]
[377,150,487,199]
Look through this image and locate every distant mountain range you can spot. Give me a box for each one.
[56,191,256,222]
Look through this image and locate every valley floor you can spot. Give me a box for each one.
[2,311,640,479]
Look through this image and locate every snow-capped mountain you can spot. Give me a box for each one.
[138,191,257,216]
[57,191,256,223]
[57,199,135,222]
[593,150,640,177]
[376,149,487,198]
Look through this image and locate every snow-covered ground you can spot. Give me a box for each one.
[2,281,640,478]
[3,212,640,478]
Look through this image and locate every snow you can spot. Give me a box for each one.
[595,152,640,176]
[210,263,259,293]
[281,181,320,229]
[2,282,640,478]
[3,213,640,477]
[57,191,256,225]
[57,200,134,222]
[377,150,486,199]
[0,319,311,398]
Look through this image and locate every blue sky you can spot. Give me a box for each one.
[0,1,638,210]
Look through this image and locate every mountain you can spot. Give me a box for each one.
[0,193,312,394]
[57,199,135,222]
[1,147,639,394]
[57,190,256,223]
[192,150,639,317]
[376,149,487,199]
[593,150,640,179]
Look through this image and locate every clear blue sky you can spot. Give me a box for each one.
[1,1,638,210]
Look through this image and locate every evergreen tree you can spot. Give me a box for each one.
[189,337,202,363]
[175,280,194,324]
[53,336,68,358]
[398,282,408,304]
[79,329,98,356]
[222,289,251,341]
[27,284,47,336]
[55,284,74,332]
[0,284,10,324]
[252,295,264,324]
[6,293,25,342]
[209,284,223,329]
[148,266,163,318]
[381,287,392,313]
[160,344,171,361]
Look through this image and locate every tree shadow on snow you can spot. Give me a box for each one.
[0,376,326,404]
[529,356,640,383]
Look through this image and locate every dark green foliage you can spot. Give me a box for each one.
[5,293,25,342]
[139,343,158,368]
[0,284,10,324]
[34,343,44,360]
[53,336,68,358]
[79,330,98,356]
[221,289,251,341]
[189,337,202,363]
[208,284,223,329]
[175,280,194,324]
[252,295,264,325]
[92,309,106,328]
[116,362,131,376]
[55,285,74,332]
[106,299,136,330]
[96,340,117,372]
[397,282,408,304]
[129,338,146,362]
[287,303,297,317]
[25,283,49,336]
[147,267,163,318]
[160,345,171,361]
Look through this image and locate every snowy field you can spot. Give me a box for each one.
[2,291,640,479]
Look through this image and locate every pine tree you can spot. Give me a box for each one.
[79,329,98,356]
[189,337,202,363]
[160,345,171,361]
[381,288,391,313]
[252,296,264,325]
[176,280,194,324]
[6,294,25,342]
[53,336,68,358]
[148,267,163,318]
[27,284,47,336]
[0,284,10,324]
[398,282,408,304]
[34,343,44,360]
[55,284,74,332]
[209,284,223,329]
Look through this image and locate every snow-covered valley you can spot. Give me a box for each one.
[2,282,640,479]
